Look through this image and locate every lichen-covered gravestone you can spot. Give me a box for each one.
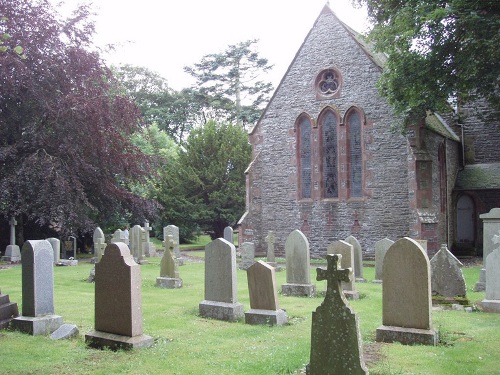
[475,208,500,291]
[239,242,255,270]
[327,240,359,300]
[93,227,106,262]
[85,242,153,349]
[281,230,315,297]
[199,238,244,321]
[245,261,287,326]
[164,225,182,265]
[376,237,438,345]
[306,254,368,375]
[344,235,365,282]
[430,244,466,299]
[374,237,394,283]
[481,233,500,313]
[130,224,145,263]
[156,235,182,288]
[11,240,63,335]
[265,230,277,267]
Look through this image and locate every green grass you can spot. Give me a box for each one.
[0,258,498,374]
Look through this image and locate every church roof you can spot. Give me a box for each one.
[425,111,460,141]
[454,163,500,190]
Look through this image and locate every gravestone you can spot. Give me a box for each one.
[164,225,182,264]
[475,208,500,291]
[46,237,61,264]
[223,226,233,244]
[93,227,106,262]
[245,261,287,326]
[199,238,244,321]
[344,235,365,282]
[239,242,255,270]
[327,240,359,299]
[376,237,438,345]
[60,236,78,266]
[142,221,156,257]
[374,238,394,283]
[430,244,466,299]
[11,240,64,335]
[111,229,126,244]
[0,289,19,329]
[306,254,368,375]
[281,230,316,297]
[130,224,145,263]
[156,235,182,288]
[265,230,277,267]
[50,324,79,340]
[85,242,153,349]
[481,233,500,313]
[2,217,21,262]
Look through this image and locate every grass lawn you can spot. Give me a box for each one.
[0,255,498,374]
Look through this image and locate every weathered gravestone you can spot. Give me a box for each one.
[239,242,255,270]
[50,323,79,340]
[475,208,500,291]
[46,237,61,264]
[111,229,127,244]
[12,240,64,335]
[2,217,21,262]
[199,238,244,321]
[0,288,19,329]
[156,235,182,288]
[85,242,153,349]
[481,233,500,313]
[93,227,106,262]
[142,221,156,257]
[306,254,368,375]
[130,224,146,263]
[223,226,233,244]
[374,237,394,283]
[430,244,467,300]
[376,237,438,345]
[265,230,277,267]
[164,225,182,265]
[344,235,365,282]
[245,261,287,326]
[327,240,359,300]
[282,230,316,297]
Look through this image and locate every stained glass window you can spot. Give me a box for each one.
[321,110,338,198]
[347,110,362,197]
[299,116,312,199]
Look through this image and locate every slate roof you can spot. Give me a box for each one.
[454,163,500,190]
[425,111,460,141]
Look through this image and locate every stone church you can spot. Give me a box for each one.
[238,4,500,258]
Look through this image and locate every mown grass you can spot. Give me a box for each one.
[0,254,498,374]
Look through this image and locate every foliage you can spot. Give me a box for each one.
[154,120,251,240]
[184,39,274,128]
[0,0,159,241]
[354,0,500,125]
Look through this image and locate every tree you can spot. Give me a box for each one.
[184,39,274,128]
[354,0,500,125]
[155,120,252,240]
[0,1,159,242]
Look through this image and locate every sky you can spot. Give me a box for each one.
[56,0,370,91]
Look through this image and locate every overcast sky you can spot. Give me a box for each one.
[56,1,370,90]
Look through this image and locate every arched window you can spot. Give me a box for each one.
[346,108,363,197]
[297,114,312,199]
[319,108,339,198]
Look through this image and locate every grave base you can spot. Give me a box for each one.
[2,245,21,262]
[57,259,78,266]
[372,279,383,284]
[199,300,244,321]
[344,290,360,300]
[474,269,486,292]
[480,299,500,313]
[376,325,438,346]
[356,277,366,283]
[11,314,63,336]
[266,262,277,268]
[85,330,153,350]
[244,309,288,326]
[281,283,316,297]
[156,277,182,289]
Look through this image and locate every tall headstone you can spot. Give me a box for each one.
[223,226,233,244]
[156,235,182,288]
[11,240,63,335]
[374,238,394,283]
[327,240,359,299]
[130,224,145,263]
[306,254,368,375]
[46,237,61,264]
[239,242,255,270]
[199,238,244,321]
[344,235,365,282]
[245,261,287,326]
[93,227,106,262]
[85,242,153,349]
[376,237,438,345]
[281,230,316,297]
[142,221,156,257]
[0,289,19,329]
[430,244,466,298]
[265,230,277,267]
[164,225,182,264]
[481,233,500,313]
[475,208,500,291]
[111,229,126,244]
[2,217,21,262]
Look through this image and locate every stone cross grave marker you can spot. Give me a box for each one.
[11,240,63,335]
[46,238,61,264]
[376,237,438,345]
[223,226,233,244]
[430,244,466,299]
[265,230,277,265]
[344,235,365,282]
[93,227,106,262]
[245,260,287,326]
[306,254,368,375]
[374,237,394,283]
[199,238,244,321]
[481,234,500,313]
[130,224,145,263]
[164,225,182,263]
[85,242,153,349]
[327,240,359,299]
[142,221,155,257]
[239,242,255,270]
[156,235,182,288]
[281,229,315,297]
[475,208,500,291]
[3,216,21,262]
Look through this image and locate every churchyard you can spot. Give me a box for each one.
[0,243,499,374]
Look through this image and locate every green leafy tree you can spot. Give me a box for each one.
[184,39,274,128]
[355,0,500,125]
